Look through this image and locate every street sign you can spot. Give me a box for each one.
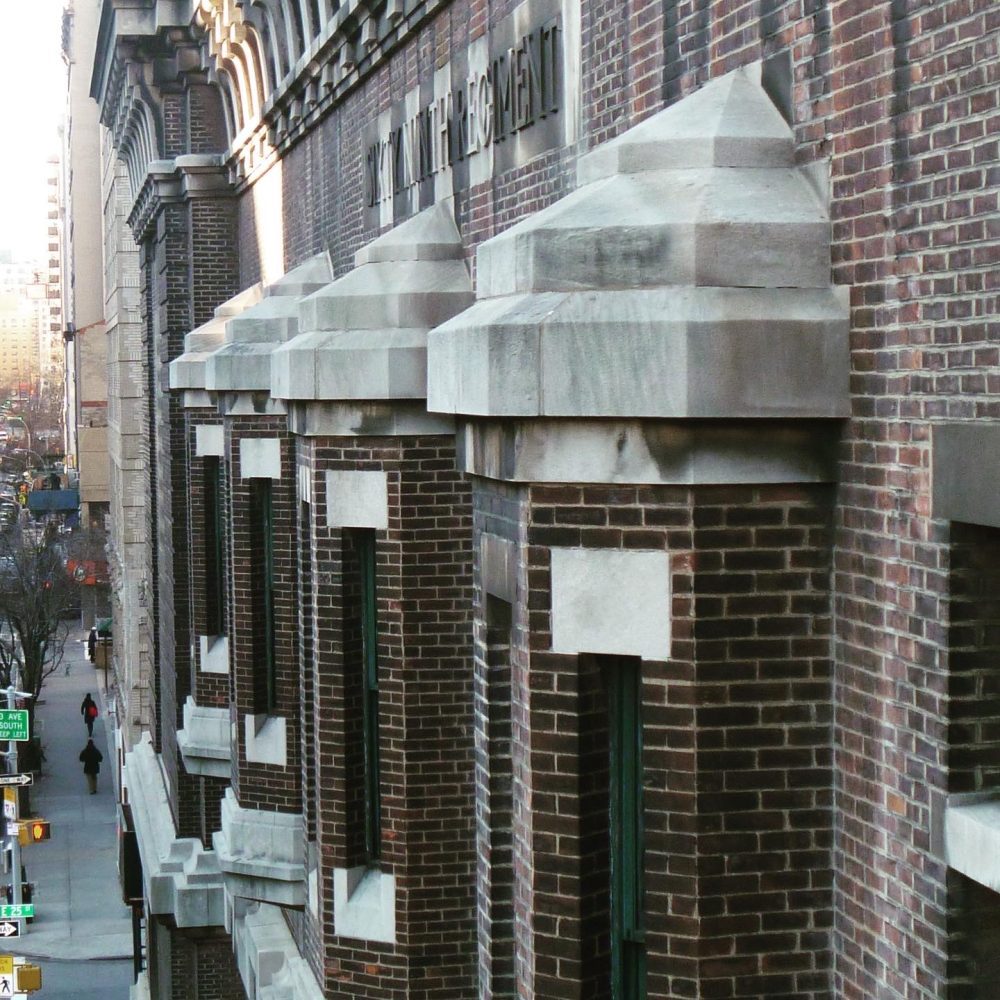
[0,957,10,975]
[0,906,31,920]
[0,970,10,998]
[0,922,19,939]
[0,713,27,743]
[0,776,31,789]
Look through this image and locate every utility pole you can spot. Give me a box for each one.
[5,680,31,932]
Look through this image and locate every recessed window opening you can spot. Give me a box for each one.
[204,456,225,638]
[344,527,381,866]
[250,478,276,714]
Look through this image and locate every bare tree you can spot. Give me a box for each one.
[0,529,78,755]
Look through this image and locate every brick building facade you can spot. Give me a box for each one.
[89,0,1000,998]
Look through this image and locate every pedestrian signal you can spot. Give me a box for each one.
[28,821,49,843]
[15,962,40,991]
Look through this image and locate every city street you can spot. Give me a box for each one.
[5,629,132,997]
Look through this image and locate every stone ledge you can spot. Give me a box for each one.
[932,423,1000,529]
[213,789,306,907]
[177,697,231,780]
[945,795,1000,893]
[125,735,226,928]
[457,418,841,485]
[229,898,324,1000]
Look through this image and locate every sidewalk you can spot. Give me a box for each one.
[11,626,132,961]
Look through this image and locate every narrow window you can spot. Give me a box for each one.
[203,456,225,637]
[250,479,276,714]
[347,529,381,864]
[607,656,646,1000]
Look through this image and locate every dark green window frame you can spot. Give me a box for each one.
[607,657,646,1000]
[251,478,276,714]
[353,529,381,864]
[203,456,225,637]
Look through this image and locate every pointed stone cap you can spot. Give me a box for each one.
[169,283,262,391]
[272,203,472,403]
[354,201,468,264]
[469,63,827,299]
[428,65,849,430]
[578,63,793,184]
[204,253,332,393]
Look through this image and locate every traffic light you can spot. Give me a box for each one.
[28,821,49,843]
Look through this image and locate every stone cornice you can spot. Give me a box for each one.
[128,153,232,241]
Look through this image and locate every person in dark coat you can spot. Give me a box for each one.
[79,739,103,794]
[87,627,97,662]
[80,692,98,737]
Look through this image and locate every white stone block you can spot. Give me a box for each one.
[333,866,396,944]
[945,799,1000,892]
[240,438,281,479]
[325,470,388,529]
[195,425,224,458]
[244,713,288,768]
[550,547,670,661]
[199,634,229,674]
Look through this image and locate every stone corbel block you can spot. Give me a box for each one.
[213,789,306,907]
[177,697,231,779]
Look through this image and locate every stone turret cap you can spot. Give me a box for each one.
[204,253,332,393]
[428,64,849,425]
[169,283,262,391]
[579,62,793,184]
[272,203,472,403]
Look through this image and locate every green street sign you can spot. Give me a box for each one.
[0,711,28,742]
[0,904,32,919]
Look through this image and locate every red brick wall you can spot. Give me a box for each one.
[828,2,999,996]
[168,932,245,1000]
[226,416,302,812]
[300,434,476,998]
[469,481,835,999]
[185,410,230,710]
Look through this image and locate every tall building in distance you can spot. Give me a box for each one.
[60,0,109,625]
[0,251,60,402]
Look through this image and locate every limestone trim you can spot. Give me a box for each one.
[272,202,473,428]
[228,898,324,1000]
[128,155,233,242]
[457,418,842,485]
[932,422,1000,529]
[333,866,397,944]
[213,789,307,907]
[944,795,1000,893]
[170,283,264,394]
[124,735,226,928]
[427,63,850,431]
[204,254,332,396]
[177,697,232,779]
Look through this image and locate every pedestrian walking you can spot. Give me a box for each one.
[79,738,103,794]
[87,627,97,662]
[80,692,98,737]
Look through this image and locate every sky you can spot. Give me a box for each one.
[0,0,69,261]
